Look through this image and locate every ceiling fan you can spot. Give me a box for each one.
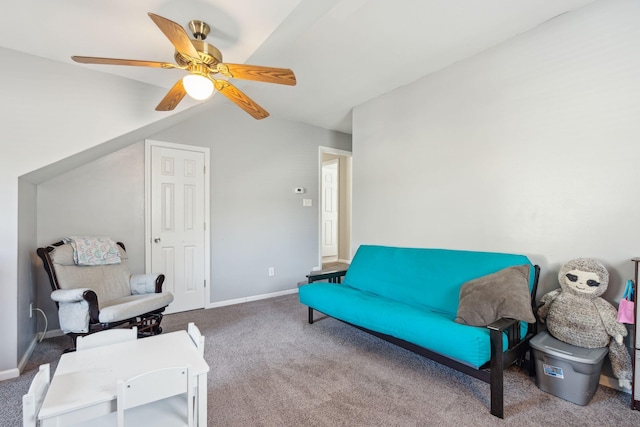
[72,12,296,119]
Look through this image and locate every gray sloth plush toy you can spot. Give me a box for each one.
[538,258,632,389]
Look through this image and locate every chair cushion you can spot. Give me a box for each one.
[49,243,132,302]
[98,292,174,324]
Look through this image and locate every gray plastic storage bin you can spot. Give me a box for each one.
[530,331,608,405]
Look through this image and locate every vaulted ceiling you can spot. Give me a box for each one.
[1,0,596,134]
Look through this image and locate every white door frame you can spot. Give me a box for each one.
[144,139,211,310]
[321,158,339,258]
[318,146,352,269]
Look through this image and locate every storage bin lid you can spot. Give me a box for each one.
[530,331,608,364]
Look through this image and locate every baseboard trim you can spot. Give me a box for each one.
[17,336,39,375]
[207,288,298,309]
[600,373,631,394]
[0,367,20,381]
[1,329,66,382]
[41,329,64,339]
[2,335,39,381]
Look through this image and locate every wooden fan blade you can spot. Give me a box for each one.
[156,79,187,111]
[214,80,269,119]
[217,63,296,86]
[148,13,200,59]
[72,56,177,69]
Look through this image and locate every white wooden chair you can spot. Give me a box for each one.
[117,366,193,427]
[74,366,193,427]
[23,364,50,427]
[187,323,205,356]
[76,327,138,351]
[186,323,205,423]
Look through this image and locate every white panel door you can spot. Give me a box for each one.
[321,159,339,257]
[150,145,206,313]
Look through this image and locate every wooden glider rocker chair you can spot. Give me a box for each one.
[37,239,174,350]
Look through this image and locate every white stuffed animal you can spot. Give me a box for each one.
[538,258,632,389]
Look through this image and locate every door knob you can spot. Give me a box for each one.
[154,237,161,243]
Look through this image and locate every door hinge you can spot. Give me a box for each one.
[204,280,207,288]
[204,165,206,174]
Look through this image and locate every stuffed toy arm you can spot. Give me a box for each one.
[592,298,628,342]
[537,289,561,323]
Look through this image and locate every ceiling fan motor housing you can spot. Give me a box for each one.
[175,39,222,67]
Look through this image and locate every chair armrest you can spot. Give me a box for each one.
[130,274,165,294]
[50,289,100,332]
[50,288,93,303]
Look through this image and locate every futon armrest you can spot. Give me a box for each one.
[50,288,94,303]
[130,274,165,294]
[487,317,521,347]
[487,317,518,332]
[305,269,348,284]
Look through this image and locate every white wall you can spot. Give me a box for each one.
[17,180,37,370]
[352,0,639,382]
[36,103,351,329]
[37,142,147,267]
[0,46,190,376]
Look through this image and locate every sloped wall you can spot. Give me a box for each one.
[0,46,189,375]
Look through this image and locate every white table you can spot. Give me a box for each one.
[39,330,209,426]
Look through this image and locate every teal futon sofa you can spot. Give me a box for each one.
[299,245,540,418]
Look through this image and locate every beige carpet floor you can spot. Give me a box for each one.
[2,293,639,426]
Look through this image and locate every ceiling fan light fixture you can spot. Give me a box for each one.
[183,74,214,100]
[71,13,295,118]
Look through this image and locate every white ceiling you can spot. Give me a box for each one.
[0,0,597,134]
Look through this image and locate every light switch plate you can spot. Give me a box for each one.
[303,199,312,207]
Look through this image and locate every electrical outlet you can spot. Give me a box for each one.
[268,267,275,277]
[29,303,32,318]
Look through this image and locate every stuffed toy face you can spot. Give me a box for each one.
[565,270,602,295]
[558,258,608,298]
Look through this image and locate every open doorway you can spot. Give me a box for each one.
[319,147,352,271]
